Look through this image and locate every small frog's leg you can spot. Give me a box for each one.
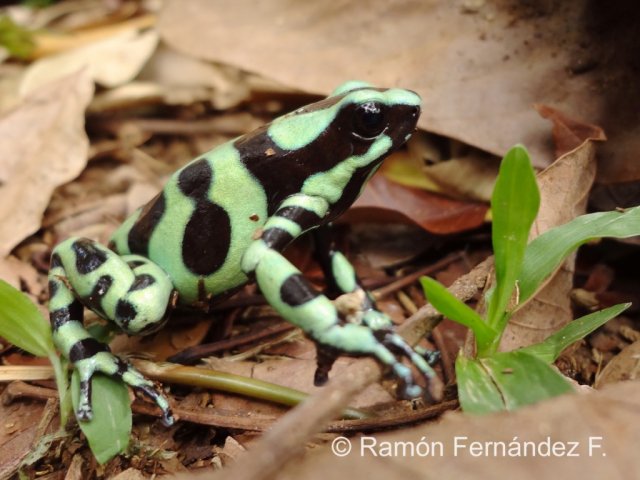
[312,226,439,388]
[242,195,437,399]
[48,237,176,425]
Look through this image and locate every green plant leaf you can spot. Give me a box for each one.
[519,303,630,363]
[0,279,54,358]
[487,145,540,330]
[0,15,35,59]
[420,276,498,352]
[457,351,573,414]
[518,206,640,305]
[71,372,132,464]
[456,355,504,415]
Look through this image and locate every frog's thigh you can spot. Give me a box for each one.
[49,237,175,424]
[49,238,174,353]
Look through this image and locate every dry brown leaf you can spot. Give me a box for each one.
[20,28,158,95]
[109,468,149,480]
[385,134,499,203]
[137,45,250,109]
[535,104,607,159]
[0,401,47,480]
[218,436,246,466]
[202,355,393,413]
[0,64,24,114]
[6,0,139,32]
[499,140,597,351]
[159,1,639,183]
[351,174,488,235]
[595,341,640,388]
[30,13,157,59]
[0,255,40,291]
[424,153,499,203]
[0,69,93,258]
[270,381,640,480]
[63,454,84,480]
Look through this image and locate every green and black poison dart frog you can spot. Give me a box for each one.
[48,81,437,426]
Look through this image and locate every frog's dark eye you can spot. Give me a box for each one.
[352,102,387,139]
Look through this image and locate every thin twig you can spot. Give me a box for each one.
[168,321,296,364]
[373,252,464,299]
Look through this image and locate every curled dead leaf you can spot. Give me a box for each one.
[0,69,93,258]
[351,174,488,235]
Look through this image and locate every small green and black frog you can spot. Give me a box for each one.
[48,81,437,425]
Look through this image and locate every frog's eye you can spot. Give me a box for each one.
[352,102,387,139]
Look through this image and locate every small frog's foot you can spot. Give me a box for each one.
[76,378,95,422]
[311,323,443,402]
[131,378,175,427]
[377,330,443,402]
[117,358,175,426]
[415,345,441,367]
[75,353,174,426]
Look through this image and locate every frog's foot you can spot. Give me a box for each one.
[312,322,443,402]
[360,309,441,400]
[415,345,441,367]
[75,352,174,426]
[374,329,442,401]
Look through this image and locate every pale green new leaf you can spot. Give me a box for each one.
[0,279,54,358]
[71,373,132,464]
[487,145,540,329]
[456,355,504,415]
[518,206,640,305]
[519,303,630,363]
[420,276,497,352]
[457,351,573,414]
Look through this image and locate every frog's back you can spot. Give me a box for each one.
[109,84,421,305]
[110,142,269,304]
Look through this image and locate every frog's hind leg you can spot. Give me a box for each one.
[48,237,176,425]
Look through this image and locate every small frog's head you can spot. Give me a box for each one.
[329,81,421,153]
[267,82,421,210]
[236,82,421,213]
[266,82,421,162]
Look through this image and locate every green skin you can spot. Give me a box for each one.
[48,82,435,426]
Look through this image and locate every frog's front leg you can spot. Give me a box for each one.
[312,227,439,391]
[48,237,176,425]
[242,195,437,400]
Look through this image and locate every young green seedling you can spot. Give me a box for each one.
[421,145,637,414]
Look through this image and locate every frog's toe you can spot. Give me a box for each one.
[133,379,175,426]
[415,346,441,367]
[76,379,94,422]
[119,361,174,426]
[313,345,340,387]
[378,331,444,402]
[389,362,423,400]
[73,359,100,422]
